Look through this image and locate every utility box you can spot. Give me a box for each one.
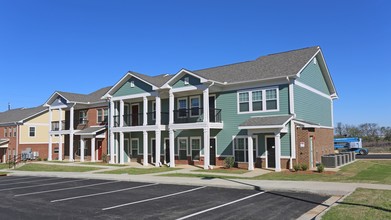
[321,155,337,168]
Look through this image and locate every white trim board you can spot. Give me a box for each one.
[294,81,331,100]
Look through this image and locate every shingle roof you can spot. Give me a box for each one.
[130,71,174,87]
[194,46,320,83]
[75,126,106,135]
[239,115,292,127]
[57,86,111,103]
[0,106,47,125]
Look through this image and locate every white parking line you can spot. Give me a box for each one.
[0,176,40,183]
[0,179,87,192]
[15,180,119,197]
[176,191,266,220]
[102,186,207,211]
[0,177,55,186]
[51,183,159,203]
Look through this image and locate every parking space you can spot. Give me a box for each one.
[0,175,329,219]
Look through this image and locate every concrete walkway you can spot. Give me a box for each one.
[1,162,390,196]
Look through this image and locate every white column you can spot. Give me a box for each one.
[119,132,124,164]
[247,132,254,171]
[69,106,74,162]
[169,129,175,167]
[143,96,148,126]
[48,108,52,161]
[203,128,210,169]
[169,90,174,124]
[48,135,52,161]
[91,137,96,162]
[59,108,62,131]
[120,100,124,127]
[203,87,210,123]
[80,138,85,162]
[58,134,63,161]
[275,133,281,172]
[109,132,115,163]
[143,131,148,166]
[155,94,161,126]
[155,130,161,167]
[290,122,296,170]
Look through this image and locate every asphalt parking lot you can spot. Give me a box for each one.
[356,153,391,160]
[0,175,329,220]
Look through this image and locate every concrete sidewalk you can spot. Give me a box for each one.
[3,169,391,196]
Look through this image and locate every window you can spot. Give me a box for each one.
[238,87,278,113]
[191,137,201,160]
[13,127,16,137]
[178,138,188,160]
[9,128,12,137]
[52,121,60,131]
[238,92,249,112]
[252,91,262,111]
[130,81,135,87]
[184,77,189,85]
[190,96,200,117]
[4,128,7,137]
[178,98,187,118]
[79,110,87,124]
[54,147,59,153]
[152,101,156,120]
[234,137,256,162]
[266,89,277,110]
[97,109,103,123]
[104,109,108,122]
[29,127,36,137]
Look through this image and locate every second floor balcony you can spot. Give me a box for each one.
[51,121,66,131]
[173,108,222,124]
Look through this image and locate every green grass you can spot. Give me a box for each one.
[322,188,391,220]
[16,163,102,172]
[191,168,249,174]
[44,160,73,163]
[79,162,127,167]
[252,160,391,184]
[0,172,8,175]
[0,163,9,170]
[101,166,181,175]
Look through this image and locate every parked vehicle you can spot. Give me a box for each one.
[334,137,369,155]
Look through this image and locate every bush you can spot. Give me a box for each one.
[43,158,48,161]
[317,163,325,173]
[102,153,108,163]
[224,157,235,168]
[293,164,301,172]
[37,157,42,161]
[301,164,308,171]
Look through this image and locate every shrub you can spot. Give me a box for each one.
[102,153,108,163]
[293,164,301,172]
[43,158,48,161]
[224,157,235,168]
[317,163,325,173]
[301,164,308,171]
[37,157,42,161]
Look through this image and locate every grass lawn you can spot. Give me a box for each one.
[191,168,249,174]
[16,163,102,172]
[0,163,9,170]
[322,188,391,220]
[79,162,127,167]
[252,160,391,184]
[101,166,181,175]
[0,172,8,175]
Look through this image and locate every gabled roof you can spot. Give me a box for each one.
[194,46,320,84]
[0,106,47,125]
[75,126,106,135]
[45,86,111,106]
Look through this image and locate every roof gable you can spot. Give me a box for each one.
[0,106,47,125]
[161,69,208,88]
[112,76,154,97]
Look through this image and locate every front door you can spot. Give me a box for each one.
[97,140,103,160]
[165,139,170,164]
[267,137,275,168]
[131,139,138,162]
[178,138,187,160]
[150,139,156,163]
[309,136,314,168]
[209,96,215,122]
[210,138,216,165]
[131,105,139,126]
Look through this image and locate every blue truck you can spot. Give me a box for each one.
[334,137,369,155]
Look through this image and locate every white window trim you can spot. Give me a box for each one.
[79,110,87,124]
[190,136,201,160]
[232,135,258,162]
[189,95,201,117]
[237,86,280,114]
[177,137,188,158]
[97,109,103,123]
[130,80,135,88]
[184,77,189,85]
[4,128,7,137]
[131,138,139,156]
[177,97,188,119]
[29,126,36,138]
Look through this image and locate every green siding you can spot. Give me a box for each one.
[297,58,330,95]
[172,74,201,88]
[294,85,332,127]
[215,84,290,156]
[113,77,153,97]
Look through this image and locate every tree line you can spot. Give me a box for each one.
[335,122,391,142]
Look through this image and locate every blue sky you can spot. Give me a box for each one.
[0,0,390,126]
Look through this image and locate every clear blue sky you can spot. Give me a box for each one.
[0,0,390,126]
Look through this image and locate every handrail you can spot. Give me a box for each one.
[7,154,22,169]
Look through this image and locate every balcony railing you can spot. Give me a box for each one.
[51,121,66,131]
[173,108,222,123]
[124,113,143,127]
[147,112,169,125]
